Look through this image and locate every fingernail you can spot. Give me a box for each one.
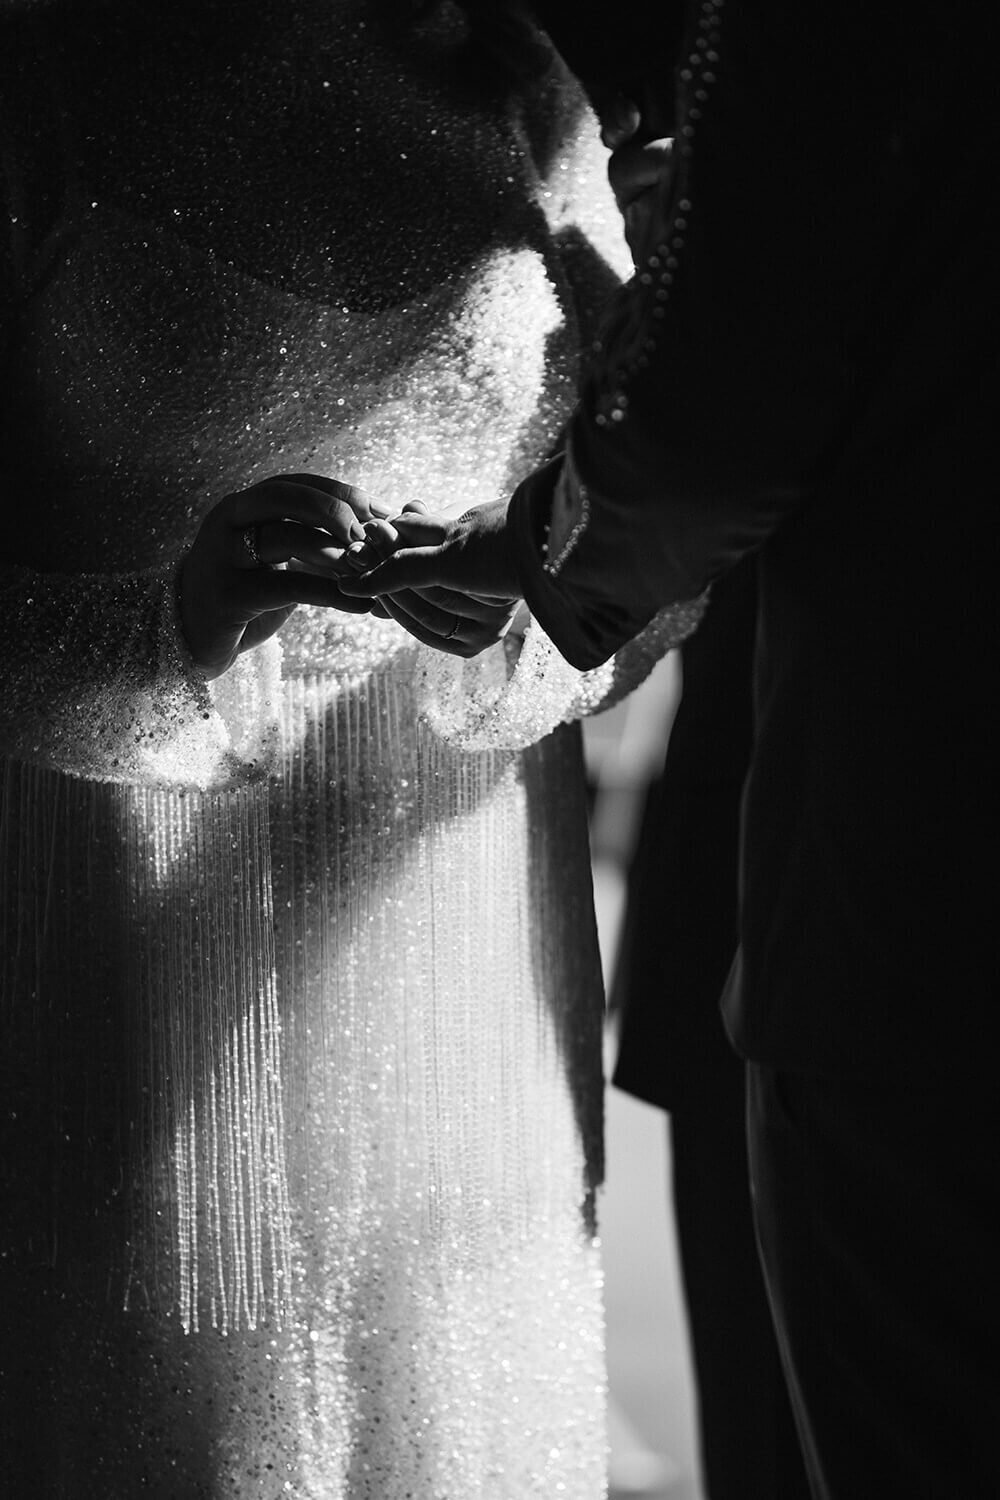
[350,520,366,541]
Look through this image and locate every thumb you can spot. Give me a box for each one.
[389,512,448,545]
[337,545,445,596]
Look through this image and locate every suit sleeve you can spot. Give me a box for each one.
[509,0,962,669]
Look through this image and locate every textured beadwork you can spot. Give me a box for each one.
[1,3,642,1492]
[419,596,707,751]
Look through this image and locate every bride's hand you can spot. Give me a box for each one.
[179,474,387,680]
[343,501,519,658]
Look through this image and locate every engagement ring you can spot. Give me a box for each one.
[242,524,262,567]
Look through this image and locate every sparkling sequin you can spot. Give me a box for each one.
[418,601,706,751]
[2,3,640,1491]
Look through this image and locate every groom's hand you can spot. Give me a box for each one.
[338,498,520,605]
[608,135,674,263]
[339,499,521,657]
[597,94,675,268]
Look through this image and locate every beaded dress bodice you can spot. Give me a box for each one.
[2,0,637,775]
[1,4,701,1494]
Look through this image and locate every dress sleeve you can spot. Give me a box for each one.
[509,0,973,669]
[0,559,282,786]
[413,589,704,753]
[0,43,280,789]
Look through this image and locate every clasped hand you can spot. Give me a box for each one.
[180,476,519,678]
[339,498,521,657]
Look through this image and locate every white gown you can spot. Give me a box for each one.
[0,2,701,1492]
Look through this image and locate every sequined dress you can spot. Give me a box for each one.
[0,4,700,1494]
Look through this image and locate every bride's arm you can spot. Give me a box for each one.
[0,128,379,786]
[0,550,252,786]
[1,186,224,786]
[0,477,377,786]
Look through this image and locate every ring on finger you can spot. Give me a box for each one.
[242,523,262,567]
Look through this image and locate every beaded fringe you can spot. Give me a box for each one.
[1,661,604,1343]
[121,782,292,1333]
[0,760,291,1335]
[275,670,554,1264]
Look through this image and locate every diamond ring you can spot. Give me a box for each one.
[242,524,262,567]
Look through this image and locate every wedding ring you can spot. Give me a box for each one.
[242,524,262,567]
[444,614,460,640]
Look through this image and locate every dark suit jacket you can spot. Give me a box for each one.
[511,0,999,1076]
[613,558,755,1110]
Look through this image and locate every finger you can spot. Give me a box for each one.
[380,595,509,659]
[337,545,449,596]
[388,512,449,546]
[235,567,375,615]
[379,593,472,657]
[238,605,296,654]
[411,586,517,625]
[385,588,463,638]
[329,521,399,576]
[261,473,394,520]
[341,540,382,573]
[400,498,432,516]
[253,520,354,570]
[361,518,400,557]
[285,556,365,581]
[228,481,368,546]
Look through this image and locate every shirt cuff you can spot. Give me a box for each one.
[508,454,609,671]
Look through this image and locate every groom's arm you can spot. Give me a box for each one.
[507,0,983,668]
[341,0,991,660]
